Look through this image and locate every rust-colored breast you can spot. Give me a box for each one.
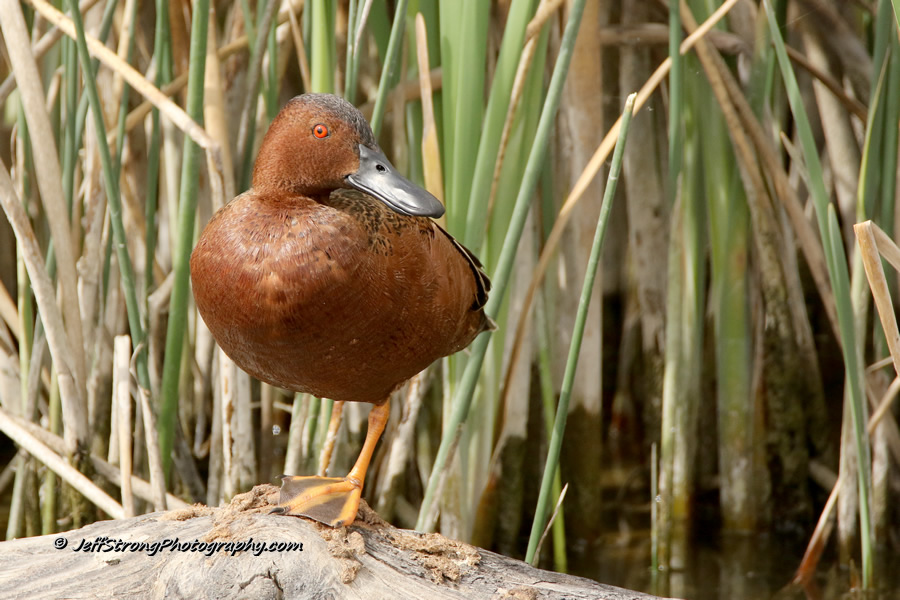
[190,189,489,404]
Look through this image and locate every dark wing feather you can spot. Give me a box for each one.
[434,223,491,311]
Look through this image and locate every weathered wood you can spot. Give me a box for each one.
[0,485,669,599]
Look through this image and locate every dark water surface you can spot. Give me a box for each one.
[574,530,899,600]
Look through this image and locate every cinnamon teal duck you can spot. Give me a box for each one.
[190,93,492,527]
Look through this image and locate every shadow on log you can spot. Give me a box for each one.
[1,484,671,599]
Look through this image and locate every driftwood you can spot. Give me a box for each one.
[0,485,669,599]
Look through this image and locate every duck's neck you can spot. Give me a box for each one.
[251,159,315,197]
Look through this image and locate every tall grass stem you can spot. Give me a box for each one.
[524,92,635,564]
[158,0,211,475]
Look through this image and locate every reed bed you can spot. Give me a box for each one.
[0,1,898,598]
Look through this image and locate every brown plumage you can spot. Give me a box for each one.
[190,93,492,526]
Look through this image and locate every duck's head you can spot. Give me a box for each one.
[251,93,444,218]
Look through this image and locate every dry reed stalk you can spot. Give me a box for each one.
[114,335,135,517]
[0,161,85,455]
[0,0,87,397]
[855,221,900,377]
[415,14,444,205]
[0,407,125,519]
[220,348,236,501]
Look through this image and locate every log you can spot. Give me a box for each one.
[0,484,670,599]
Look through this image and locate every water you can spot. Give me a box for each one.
[578,531,899,600]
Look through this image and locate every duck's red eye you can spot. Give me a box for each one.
[313,124,329,138]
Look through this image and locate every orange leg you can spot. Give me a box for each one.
[273,400,389,527]
[317,400,344,476]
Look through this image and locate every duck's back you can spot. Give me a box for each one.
[190,189,491,403]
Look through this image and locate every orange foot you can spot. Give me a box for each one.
[271,475,362,527]
[271,400,390,527]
